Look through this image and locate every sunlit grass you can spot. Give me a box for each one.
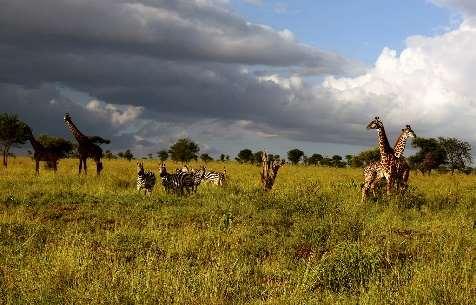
[0,157,474,304]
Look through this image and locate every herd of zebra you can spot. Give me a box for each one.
[137,162,226,195]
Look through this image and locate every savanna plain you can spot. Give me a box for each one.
[0,158,474,304]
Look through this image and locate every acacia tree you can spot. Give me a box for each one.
[37,135,74,168]
[200,153,213,163]
[439,137,472,174]
[253,151,263,165]
[0,113,29,167]
[157,150,169,162]
[124,149,134,161]
[169,138,199,162]
[236,149,253,163]
[408,137,446,173]
[308,153,323,166]
[287,149,304,165]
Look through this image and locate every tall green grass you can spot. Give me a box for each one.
[0,158,474,304]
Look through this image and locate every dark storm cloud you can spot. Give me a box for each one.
[0,0,368,153]
[0,0,356,70]
[0,83,137,150]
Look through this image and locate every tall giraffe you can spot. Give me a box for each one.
[25,126,61,175]
[364,125,416,199]
[361,117,399,201]
[64,113,109,175]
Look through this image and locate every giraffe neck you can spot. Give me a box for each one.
[377,127,393,162]
[27,133,45,152]
[65,118,87,142]
[393,132,409,158]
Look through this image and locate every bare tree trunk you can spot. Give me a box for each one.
[260,151,284,191]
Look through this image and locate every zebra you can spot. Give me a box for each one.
[202,167,226,186]
[191,166,206,191]
[136,162,156,195]
[159,163,195,195]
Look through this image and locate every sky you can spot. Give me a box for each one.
[1,0,476,158]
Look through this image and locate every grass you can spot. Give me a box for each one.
[0,157,474,304]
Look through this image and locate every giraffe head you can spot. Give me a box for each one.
[402,125,416,139]
[64,113,71,122]
[366,116,384,130]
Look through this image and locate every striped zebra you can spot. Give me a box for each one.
[159,163,194,195]
[175,165,205,192]
[202,167,226,186]
[136,162,156,195]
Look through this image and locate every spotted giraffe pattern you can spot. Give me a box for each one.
[364,125,416,199]
[361,117,399,201]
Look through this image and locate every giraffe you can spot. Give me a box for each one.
[361,117,399,201]
[64,113,110,175]
[24,126,61,175]
[365,125,416,198]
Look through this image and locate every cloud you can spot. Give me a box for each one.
[243,0,263,6]
[2,0,476,157]
[0,0,356,70]
[86,100,144,126]
[321,20,476,144]
[431,0,476,18]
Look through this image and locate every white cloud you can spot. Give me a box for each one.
[321,20,476,142]
[86,100,144,126]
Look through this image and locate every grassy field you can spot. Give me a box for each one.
[0,157,474,304]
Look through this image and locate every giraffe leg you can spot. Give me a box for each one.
[83,159,87,175]
[386,175,394,195]
[78,159,82,175]
[370,176,381,197]
[35,160,39,175]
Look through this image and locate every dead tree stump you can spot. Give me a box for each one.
[260,151,285,191]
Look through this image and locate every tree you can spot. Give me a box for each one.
[37,135,74,158]
[308,153,323,166]
[36,135,74,169]
[331,155,345,167]
[408,137,446,173]
[147,153,153,159]
[356,147,380,166]
[122,149,134,161]
[0,113,29,167]
[253,151,263,165]
[168,138,199,162]
[219,154,225,162]
[345,155,353,167]
[287,148,304,165]
[420,152,436,175]
[200,153,213,163]
[104,150,117,160]
[438,137,472,174]
[157,150,169,162]
[225,155,230,161]
[236,149,253,163]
